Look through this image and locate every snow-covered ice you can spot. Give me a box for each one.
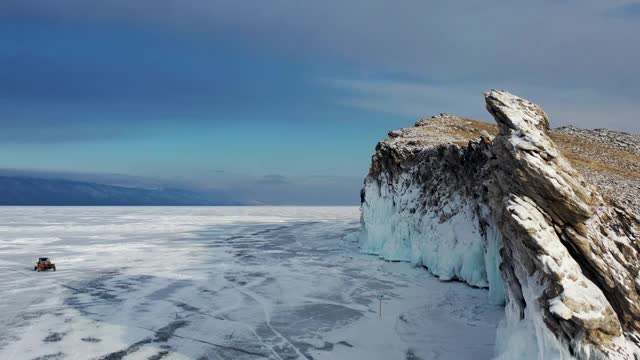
[0,207,503,360]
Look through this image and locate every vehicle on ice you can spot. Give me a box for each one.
[34,257,56,272]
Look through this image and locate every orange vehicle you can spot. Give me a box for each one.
[34,257,56,272]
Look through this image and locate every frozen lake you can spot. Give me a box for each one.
[0,207,503,360]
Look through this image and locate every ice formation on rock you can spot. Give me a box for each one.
[360,91,640,359]
[360,119,506,304]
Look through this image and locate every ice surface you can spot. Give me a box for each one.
[0,206,503,360]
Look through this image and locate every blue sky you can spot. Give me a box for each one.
[1,1,639,204]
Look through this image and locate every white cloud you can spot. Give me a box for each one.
[324,78,482,119]
[324,77,640,132]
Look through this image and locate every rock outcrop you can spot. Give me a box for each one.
[360,90,640,359]
[361,113,506,304]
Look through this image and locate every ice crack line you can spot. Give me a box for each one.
[238,287,311,360]
[135,326,270,358]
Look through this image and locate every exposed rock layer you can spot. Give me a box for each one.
[360,91,640,359]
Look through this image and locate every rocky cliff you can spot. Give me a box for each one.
[360,90,640,359]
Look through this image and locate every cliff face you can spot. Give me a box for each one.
[361,114,506,304]
[360,90,640,359]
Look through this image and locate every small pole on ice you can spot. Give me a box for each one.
[378,294,383,318]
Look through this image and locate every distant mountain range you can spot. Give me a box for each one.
[0,175,243,205]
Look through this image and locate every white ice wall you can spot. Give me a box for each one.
[361,173,505,305]
[494,279,578,360]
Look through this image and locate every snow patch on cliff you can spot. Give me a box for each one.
[361,174,505,305]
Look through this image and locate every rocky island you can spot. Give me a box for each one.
[360,91,640,359]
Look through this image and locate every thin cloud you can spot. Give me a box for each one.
[324,77,640,132]
[324,78,481,119]
[605,2,640,19]
[256,174,291,185]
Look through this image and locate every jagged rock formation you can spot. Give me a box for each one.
[360,90,640,359]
